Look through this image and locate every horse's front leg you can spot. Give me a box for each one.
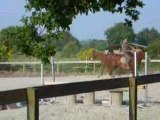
[111,74,115,78]
[108,67,115,78]
[98,65,105,77]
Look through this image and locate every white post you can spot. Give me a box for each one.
[85,57,88,74]
[144,52,148,106]
[51,56,55,82]
[134,52,137,77]
[41,62,44,85]
[145,52,148,75]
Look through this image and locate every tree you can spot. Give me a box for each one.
[21,0,144,61]
[24,0,144,31]
[147,39,160,58]
[56,31,81,52]
[0,26,18,51]
[77,48,94,60]
[0,45,11,62]
[0,26,56,63]
[44,31,81,58]
[136,28,160,46]
[62,41,80,58]
[104,22,135,46]
[80,39,107,51]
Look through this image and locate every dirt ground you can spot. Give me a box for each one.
[0,74,160,120]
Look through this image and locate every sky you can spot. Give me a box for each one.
[0,0,160,41]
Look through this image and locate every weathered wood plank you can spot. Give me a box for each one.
[0,89,26,104]
[27,88,39,120]
[0,77,129,104]
[129,77,137,120]
[137,74,160,85]
[109,90,123,106]
[0,74,160,105]
[37,74,160,99]
[37,77,129,99]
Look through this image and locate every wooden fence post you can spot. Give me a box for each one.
[33,64,36,73]
[85,57,88,74]
[27,88,39,120]
[51,56,55,82]
[41,63,44,85]
[109,89,124,106]
[93,62,96,74]
[144,52,148,106]
[22,64,25,73]
[129,77,137,120]
[63,95,77,105]
[83,92,95,105]
[57,63,60,74]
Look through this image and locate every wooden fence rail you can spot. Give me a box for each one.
[0,74,160,120]
[0,59,160,65]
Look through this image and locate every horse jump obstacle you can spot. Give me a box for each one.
[108,51,148,106]
[109,88,128,106]
[45,81,125,106]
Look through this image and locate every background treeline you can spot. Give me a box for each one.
[0,22,160,62]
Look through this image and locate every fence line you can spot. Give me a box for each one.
[0,59,159,78]
[0,74,160,120]
[0,74,160,105]
[0,59,160,65]
[0,62,41,65]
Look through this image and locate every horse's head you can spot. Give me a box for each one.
[137,50,145,61]
[132,49,145,64]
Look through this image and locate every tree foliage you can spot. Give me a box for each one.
[44,31,81,58]
[147,39,160,58]
[105,22,135,46]
[80,39,107,51]
[0,26,56,63]
[136,28,160,46]
[0,27,81,61]
[0,45,11,62]
[62,41,80,58]
[24,0,144,32]
[77,48,94,60]
[54,31,80,51]
[19,0,144,62]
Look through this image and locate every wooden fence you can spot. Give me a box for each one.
[0,58,159,83]
[0,74,160,120]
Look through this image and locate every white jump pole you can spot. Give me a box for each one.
[51,56,55,82]
[41,62,44,85]
[134,52,137,77]
[85,57,87,74]
[144,52,148,106]
[145,52,148,75]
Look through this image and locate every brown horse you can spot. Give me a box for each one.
[92,49,144,77]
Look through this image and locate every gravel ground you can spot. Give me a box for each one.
[0,74,160,120]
